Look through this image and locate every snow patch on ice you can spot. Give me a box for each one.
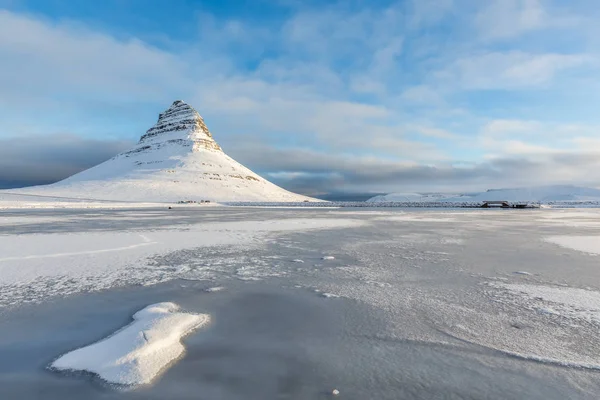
[205,286,225,292]
[544,236,600,256]
[441,237,464,245]
[536,307,560,316]
[493,283,600,324]
[379,215,456,223]
[51,302,209,386]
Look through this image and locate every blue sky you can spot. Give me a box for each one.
[1,0,599,195]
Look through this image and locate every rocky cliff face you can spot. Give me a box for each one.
[129,100,222,154]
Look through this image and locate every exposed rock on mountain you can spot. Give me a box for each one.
[135,100,222,153]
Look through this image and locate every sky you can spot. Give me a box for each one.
[1,0,600,197]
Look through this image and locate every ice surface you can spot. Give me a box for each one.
[205,286,225,292]
[544,236,600,255]
[51,302,209,386]
[380,215,456,223]
[3,207,600,399]
[0,193,178,210]
[0,214,365,307]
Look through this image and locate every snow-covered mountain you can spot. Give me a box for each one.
[368,185,600,203]
[366,192,466,203]
[11,101,317,203]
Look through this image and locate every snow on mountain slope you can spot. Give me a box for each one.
[368,185,600,203]
[10,101,317,203]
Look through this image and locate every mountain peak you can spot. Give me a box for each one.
[12,99,317,202]
[137,100,222,153]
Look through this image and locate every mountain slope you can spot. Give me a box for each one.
[12,101,317,203]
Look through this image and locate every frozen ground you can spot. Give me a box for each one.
[0,192,181,210]
[1,207,600,399]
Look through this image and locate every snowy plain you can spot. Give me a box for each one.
[1,205,600,399]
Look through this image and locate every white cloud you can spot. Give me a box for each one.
[400,85,445,104]
[482,119,543,136]
[412,126,459,140]
[0,10,191,101]
[437,51,592,90]
[571,137,600,150]
[474,0,584,40]
[480,119,600,166]
[349,77,386,94]
[482,119,600,141]
[476,0,547,39]
[407,0,454,29]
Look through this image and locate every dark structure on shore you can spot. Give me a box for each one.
[481,201,530,208]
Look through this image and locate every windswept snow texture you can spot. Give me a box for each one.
[544,236,600,255]
[495,284,600,324]
[52,302,209,386]
[9,101,316,203]
[0,214,364,307]
[368,185,600,204]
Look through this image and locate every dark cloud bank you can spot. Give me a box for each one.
[0,135,133,189]
[226,144,600,195]
[1,135,598,197]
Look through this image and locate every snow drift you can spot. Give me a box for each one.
[51,302,209,386]
[11,101,317,203]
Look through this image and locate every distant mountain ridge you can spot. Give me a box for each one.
[9,101,317,203]
[367,185,600,203]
